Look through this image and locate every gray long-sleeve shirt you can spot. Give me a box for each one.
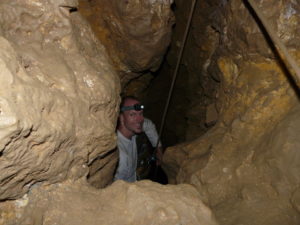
[114,118,161,182]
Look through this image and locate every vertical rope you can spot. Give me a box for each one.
[155,0,198,151]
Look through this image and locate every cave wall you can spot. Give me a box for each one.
[163,0,300,224]
[0,1,218,225]
[78,0,175,89]
[2,0,300,224]
[0,0,120,200]
[0,180,218,225]
[142,0,222,147]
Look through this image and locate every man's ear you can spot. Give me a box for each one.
[119,114,124,126]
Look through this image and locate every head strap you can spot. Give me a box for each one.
[120,104,144,112]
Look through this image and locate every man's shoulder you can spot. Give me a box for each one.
[143,117,152,122]
[117,130,136,146]
[143,118,154,127]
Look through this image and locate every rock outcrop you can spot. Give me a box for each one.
[79,0,175,89]
[0,1,216,225]
[0,180,218,225]
[163,0,300,224]
[0,0,120,200]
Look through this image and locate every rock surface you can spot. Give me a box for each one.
[0,180,218,225]
[3,0,300,224]
[0,1,217,225]
[0,0,120,200]
[163,0,300,224]
[79,0,175,88]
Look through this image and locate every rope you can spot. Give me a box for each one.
[155,0,198,151]
[154,0,300,153]
[155,0,300,150]
[246,0,300,84]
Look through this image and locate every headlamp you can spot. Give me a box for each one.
[120,104,145,112]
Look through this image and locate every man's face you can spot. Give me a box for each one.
[120,99,144,136]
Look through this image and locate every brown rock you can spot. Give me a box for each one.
[7,180,218,225]
[79,0,175,87]
[0,0,120,200]
[163,0,300,224]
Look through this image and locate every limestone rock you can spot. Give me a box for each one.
[79,0,175,86]
[163,0,300,224]
[205,103,218,127]
[0,0,120,200]
[141,0,222,146]
[1,180,218,225]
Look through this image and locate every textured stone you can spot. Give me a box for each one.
[79,0,175,87]
[0,0,120,200]
[163,0,300,224]
[0,180,218,225]
[142,0,222,146]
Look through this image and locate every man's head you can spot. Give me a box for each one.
[118,96,144,138]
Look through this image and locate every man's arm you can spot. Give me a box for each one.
[143,118,163,165]
[114,133,137,182]
[114,149,129,181]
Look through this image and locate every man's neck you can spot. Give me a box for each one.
[118,127,134,140]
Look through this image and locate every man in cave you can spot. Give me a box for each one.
[114,96,165,182]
